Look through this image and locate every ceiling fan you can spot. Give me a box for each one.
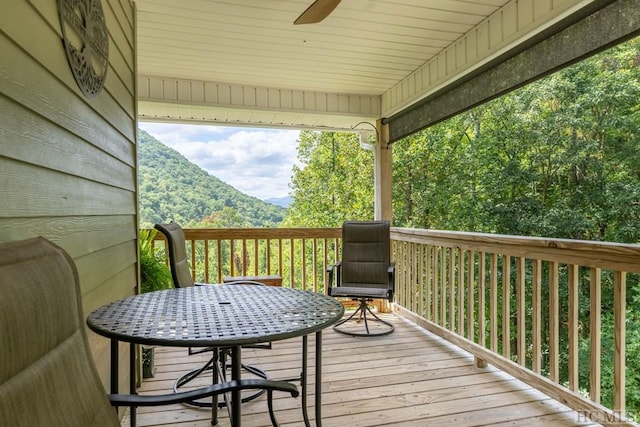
[294,0,341,25]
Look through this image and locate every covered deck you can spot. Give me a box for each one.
[126,312,597,426]
[3,2,640,427]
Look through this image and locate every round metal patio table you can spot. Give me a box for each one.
[87,284,344,427]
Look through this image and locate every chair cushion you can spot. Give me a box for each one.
[329,285,389,299]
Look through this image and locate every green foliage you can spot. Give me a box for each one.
[393,37,640,243]
[139,229,173,293]
[283,131,374,227]
[137,130,286,228]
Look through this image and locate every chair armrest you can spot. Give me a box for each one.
[387,263,395,300]
[108,378,298,407]
[327,261,342,289]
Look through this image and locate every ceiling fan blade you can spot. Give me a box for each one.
[294,0,341,25]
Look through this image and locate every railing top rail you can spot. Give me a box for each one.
[151,227,342,240]
[391,227,640,273]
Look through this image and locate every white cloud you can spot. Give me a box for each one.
[139,122,300,200]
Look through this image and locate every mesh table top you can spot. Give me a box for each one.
[87,285,345,347]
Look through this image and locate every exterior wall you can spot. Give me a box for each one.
[0,0,137,393]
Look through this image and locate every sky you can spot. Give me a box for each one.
[138,122,301,201]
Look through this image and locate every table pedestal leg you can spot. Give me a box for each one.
[110,339,118,394]
[315,331,322,427]
[231,346,242,426]
[301,335,309,426]
[111,340,139,427]
[130,343,137,427]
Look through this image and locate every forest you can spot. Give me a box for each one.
[286,38,640,242]
[284,37,640,418]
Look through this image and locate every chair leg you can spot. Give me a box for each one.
[333,298,394,337]
[173,349,270,409]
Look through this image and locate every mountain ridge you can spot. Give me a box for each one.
[264,196,292,208]
[137,130,286,227]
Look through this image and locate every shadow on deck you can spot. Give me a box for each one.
[123,313,600,427]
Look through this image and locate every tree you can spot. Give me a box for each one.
[283,131,374,227]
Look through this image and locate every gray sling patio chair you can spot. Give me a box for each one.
[328,220,395,337]
[0,236,297,427]
[153,222,272,411]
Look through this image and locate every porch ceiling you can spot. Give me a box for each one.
[134,0,601,132]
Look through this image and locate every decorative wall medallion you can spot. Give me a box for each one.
[58,0,109,99]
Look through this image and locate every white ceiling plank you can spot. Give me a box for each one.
[135,0,599,131]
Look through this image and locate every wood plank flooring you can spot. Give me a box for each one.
[122,313,600,427]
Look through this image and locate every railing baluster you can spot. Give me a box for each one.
[278,239,283,285]
[229,239,236,276]
[440,247,446,327]
[323,238,328,293]
[289,238,295,289]
[467,251,475,341]
[590,267,601,404]
[502,255,511,359]
[425,245,432,321]
[415,242,421,314]
[549,261,559,382]
[241,239,247,275]
[458,249,464,336]
[204,240,209,283]
[418,244,424,318]
[478,252,485,347]
[516,257,525,366]
[490,253,498,353]
[614,271,626,412]
[303,238,308,290]
[568,264,579,391]
[431,246,442,324]
[448,247,455,331]
[532,259,541,373]
[190,239,196,281]
[253,239,258,276]
[216,239,222,283]
[266,238,272,275]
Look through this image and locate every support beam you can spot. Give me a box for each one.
[138,76,380,132]
[386,0,640,143]
[374,120,393,222]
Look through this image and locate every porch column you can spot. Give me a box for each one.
[374,120,393,222]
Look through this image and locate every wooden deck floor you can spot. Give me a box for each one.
[123,313,600,427]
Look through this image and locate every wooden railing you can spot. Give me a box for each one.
[152,227,342,292]
[391,228,640,426]
[150,225,640,425]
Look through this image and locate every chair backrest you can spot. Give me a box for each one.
[0,237,120,427]
[154,222,195,288]
[340,220,390,288]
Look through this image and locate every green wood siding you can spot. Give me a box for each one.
[0,0,137,395]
